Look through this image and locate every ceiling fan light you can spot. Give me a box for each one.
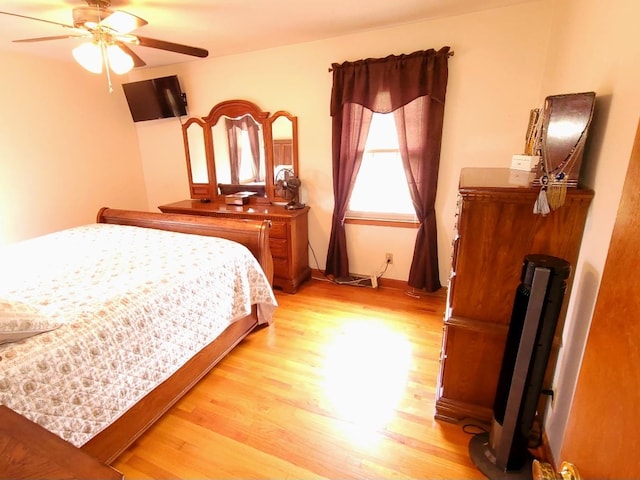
[106,44,134,74]
[101,11,147,34]
[72,42,103,74]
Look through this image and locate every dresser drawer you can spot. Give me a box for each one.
[270,238,288,259]
[269,221,287,239]
[273,257,288,277]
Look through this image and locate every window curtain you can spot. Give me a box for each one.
[225,116,264,183]
[325,103,373,279]
[325,46,450,291]
[225,117,241,184]
[245,118,263,182]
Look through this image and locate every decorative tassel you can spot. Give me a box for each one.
[558,179,567,207]
[534,187,550,216]
[547,181,559,210]
[547,175,568,211]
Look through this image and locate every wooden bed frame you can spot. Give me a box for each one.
[79,208,274,464]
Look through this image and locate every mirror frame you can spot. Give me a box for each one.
[183,99,299,204]
[182,116,214,200]
[267,110,299,202]
[206,99,270,204]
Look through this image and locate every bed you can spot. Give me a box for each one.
[0,208,277,464]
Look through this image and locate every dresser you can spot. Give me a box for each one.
[435,168,594,423]
[158,200,311,293]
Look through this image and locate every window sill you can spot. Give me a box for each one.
[344,217,420,228]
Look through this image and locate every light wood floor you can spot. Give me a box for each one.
[113,279,485,479]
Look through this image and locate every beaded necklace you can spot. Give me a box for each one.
[534,105,588,215]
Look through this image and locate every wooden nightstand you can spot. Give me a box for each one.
[0,405,123,479]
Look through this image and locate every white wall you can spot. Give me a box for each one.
[536,0,640,462]
[0,50,148,245]
[131,1,551,284]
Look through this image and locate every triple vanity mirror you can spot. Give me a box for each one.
[182,99,299,204]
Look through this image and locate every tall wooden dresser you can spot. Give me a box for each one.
[158,200,311,293]
[435,168,594,423]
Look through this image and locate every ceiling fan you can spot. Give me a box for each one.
[0,0,208,89]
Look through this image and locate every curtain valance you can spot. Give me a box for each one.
[330,46,450,116]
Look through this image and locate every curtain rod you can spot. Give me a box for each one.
[328,50,454,72]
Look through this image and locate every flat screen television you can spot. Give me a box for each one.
[122,75,187,122]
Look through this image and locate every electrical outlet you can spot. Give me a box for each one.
[542,386,556,409]
[385,253,393,264]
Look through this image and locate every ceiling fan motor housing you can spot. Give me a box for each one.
[86,0,112,8]
[73,6,114,29]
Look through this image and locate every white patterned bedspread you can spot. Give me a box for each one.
[0,223,277,447]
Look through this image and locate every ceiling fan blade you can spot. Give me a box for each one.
[100,10,147,34]
[0,10,75,29]
[117,42,146,68]
[13,34,90,43]
[136,36,208,58]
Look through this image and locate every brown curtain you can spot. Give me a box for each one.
[325,103,373,279]
[225,118,240,184]
[325,47,450,290]
[394,96,445,291]
[225,116,263,183]
[246,121,262,182]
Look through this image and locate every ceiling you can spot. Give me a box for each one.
[0,0,532,69]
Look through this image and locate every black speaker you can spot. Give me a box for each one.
[469,254,570,480]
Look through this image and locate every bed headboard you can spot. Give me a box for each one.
[96,208,273,285]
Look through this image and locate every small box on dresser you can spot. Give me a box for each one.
[224,192,256,205]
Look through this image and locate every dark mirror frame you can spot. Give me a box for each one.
[183,99,299,205]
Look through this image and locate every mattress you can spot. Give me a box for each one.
[0,223,276,447]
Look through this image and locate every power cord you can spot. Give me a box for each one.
[308,240,334,283]
[461,421,489,436]
[309,242,365,286]
[376,258,391,279]
[459,416,543,450]
[307,240,391,286]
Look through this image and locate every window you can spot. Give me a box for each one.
[238,129,261,183]
[325,47,450,287]
[346,112,417,224]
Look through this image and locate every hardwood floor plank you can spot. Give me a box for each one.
[113,279,484,478]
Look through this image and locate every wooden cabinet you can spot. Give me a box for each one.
[435,168,594,423]
[158,200,311,293]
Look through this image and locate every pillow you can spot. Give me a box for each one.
[0,299,61,345]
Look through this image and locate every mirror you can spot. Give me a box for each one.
[268,111,299,204]
[203,99,269,203]
[183,99,299,204]
[271,113,295,171]
[212,113,266,187]
[182,117,215,200]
